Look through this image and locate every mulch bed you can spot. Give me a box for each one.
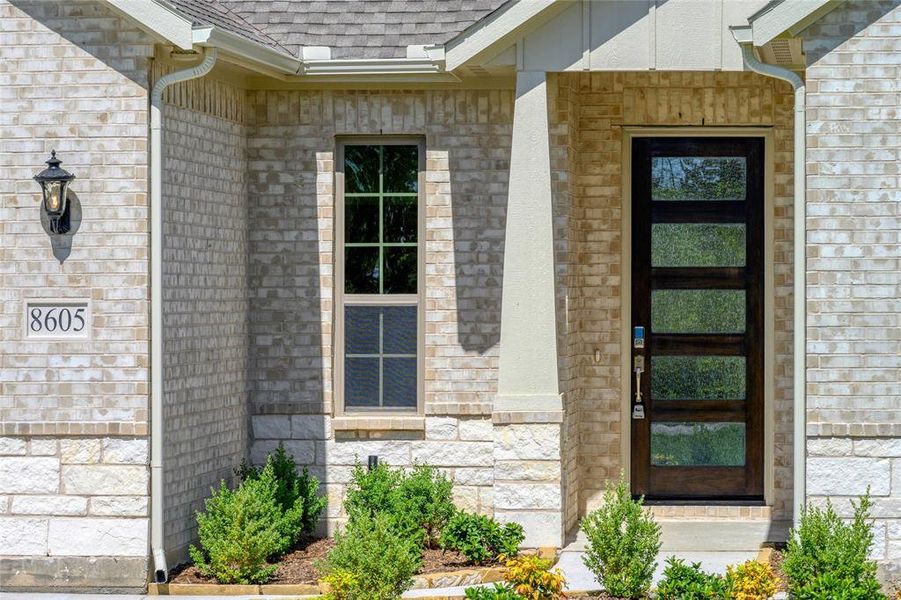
[169,537,499,585]
[270,537,334,584]
[770,548,788,593]
[420,546,500,574]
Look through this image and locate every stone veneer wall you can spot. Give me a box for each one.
[801,0,901,581]
[159,68,250,561]
[560,71,797,522]
[0,0,153,590]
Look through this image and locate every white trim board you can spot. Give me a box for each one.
[99,0,194,49]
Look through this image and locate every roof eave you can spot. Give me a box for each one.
[100,0,194,50]
[750,0,846,45]
[444,0,563,71]
[192,26,302,76]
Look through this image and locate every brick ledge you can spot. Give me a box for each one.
[331,415,425,432]
[0,422,148,436]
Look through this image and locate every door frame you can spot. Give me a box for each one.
[620,127,775,506]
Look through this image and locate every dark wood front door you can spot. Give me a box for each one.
[631,137,764,501]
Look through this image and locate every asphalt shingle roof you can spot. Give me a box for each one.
[167,0,511,60]
[165,0,292,53]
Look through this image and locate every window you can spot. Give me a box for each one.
[337,141,423,412]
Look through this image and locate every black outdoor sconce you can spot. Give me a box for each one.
[33,150,76,235]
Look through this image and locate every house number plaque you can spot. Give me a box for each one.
[24,300,91,340]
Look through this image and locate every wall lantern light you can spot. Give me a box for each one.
[33,150,76,235]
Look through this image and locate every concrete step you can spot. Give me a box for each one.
[567,517,789,552]
[556,549,762,592]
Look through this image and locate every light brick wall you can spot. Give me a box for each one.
[560,72,796,521]
[0,0,152,590]
[802,0,901,581]
[245,89,514,532]
[550,73,582,535]
[246,89,513,419]
[0,0,152,433]
[159,71,250,560]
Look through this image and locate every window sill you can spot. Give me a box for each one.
[332,415,425,432]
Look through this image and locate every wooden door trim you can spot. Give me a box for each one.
[620,128,775,506]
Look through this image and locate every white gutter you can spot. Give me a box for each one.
[149,47,218,583]
[192,26,301,75]
[301,57,446,76]
[733,29,807,530]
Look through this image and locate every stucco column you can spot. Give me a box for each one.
[493,70,564,548]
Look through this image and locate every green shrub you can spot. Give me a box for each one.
[343,461,403,520]
[398,464,456,546]
[188,466,286,584]
[320,569,358,600]
[580,476,661,599]
[504,554,566,600]
[656,557,727,600]
[440,511,524,564]
[782,492,885,600]
[465,583,524,600]
[236,443,326,541]
[725,560,779,600]
[318,513,422,600]
[344,462,455,548]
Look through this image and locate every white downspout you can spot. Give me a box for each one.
[736,41,806,530]
[149,47,218,583]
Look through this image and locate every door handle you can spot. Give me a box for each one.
[633,354,645,404]
[634,367,643,403]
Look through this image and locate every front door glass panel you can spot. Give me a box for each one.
[651,422,746,466]
[651,356,746,401]
[651,289,746,333]
[651,156,747,201]
[651,223,746,267]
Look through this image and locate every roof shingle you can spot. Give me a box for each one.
[164,0,292,53]
[200,0,511,59]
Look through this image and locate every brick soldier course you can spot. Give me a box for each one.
[1,0,899,592]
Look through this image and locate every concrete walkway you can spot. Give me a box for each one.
[556,549,758,592]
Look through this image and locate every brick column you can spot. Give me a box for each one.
[493,70,563,548]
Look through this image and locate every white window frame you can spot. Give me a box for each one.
[334,137,426,416]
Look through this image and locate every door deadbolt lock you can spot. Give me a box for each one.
[633,326,645,349]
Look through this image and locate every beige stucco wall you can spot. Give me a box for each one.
[158,68,251,561]
[0,0,153,590]
[802,0,901,581]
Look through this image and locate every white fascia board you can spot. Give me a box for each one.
[445,0,561,71]
[192,27,302,74]
[100,0,194,49]
[750,0,843,45]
